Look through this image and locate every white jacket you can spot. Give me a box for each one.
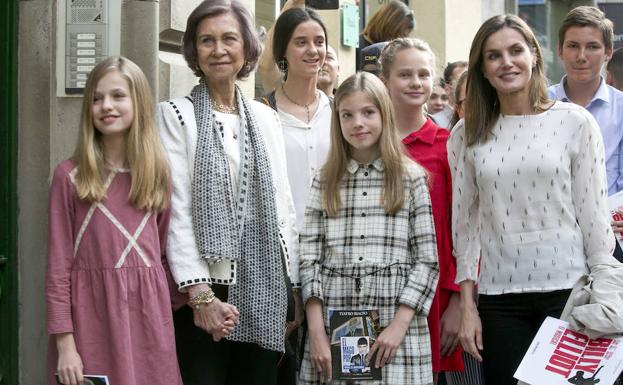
[157,96,299,291]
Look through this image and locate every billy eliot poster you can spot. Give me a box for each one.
[514,317,623,385]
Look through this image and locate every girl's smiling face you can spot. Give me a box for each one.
[92,70,134,139]
[384,47,434,110]
[338,90,383,164]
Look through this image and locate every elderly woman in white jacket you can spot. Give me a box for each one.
[156,1,298,384]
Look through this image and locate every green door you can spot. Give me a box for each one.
[0,0,19,383]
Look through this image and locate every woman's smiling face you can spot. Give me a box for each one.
[283,20,326,79]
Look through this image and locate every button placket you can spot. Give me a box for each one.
[355,165,372,263]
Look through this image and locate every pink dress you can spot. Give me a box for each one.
[46,160,182,385]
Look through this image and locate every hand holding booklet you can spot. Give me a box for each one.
[514,317,623,385]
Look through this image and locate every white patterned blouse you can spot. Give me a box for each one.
[448,101,615,295]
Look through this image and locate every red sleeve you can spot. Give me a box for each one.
[46,163,77,334]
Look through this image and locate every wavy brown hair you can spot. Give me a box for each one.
[362,0,415,44]
[464,14,550,146]
[74,56,170,212]
[322,72,409,216]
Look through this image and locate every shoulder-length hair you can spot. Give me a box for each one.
[74,56,170,212]
[322,72,408,216]
[362,0,415,43]
[183,0,261,79]
[272,7,327,79]
[464,14,550,146]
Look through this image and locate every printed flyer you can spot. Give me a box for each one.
[514,317,623,385]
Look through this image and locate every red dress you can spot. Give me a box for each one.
[403,119,464,372]
[46,160,182,385]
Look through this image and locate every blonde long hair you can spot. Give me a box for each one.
[74,56,170,212]
[322,72,407,216]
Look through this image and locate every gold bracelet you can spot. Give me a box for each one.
[188,288,216,309]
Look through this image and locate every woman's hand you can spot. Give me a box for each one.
[56,333,84,385]
[192,297,240,341]
[611,208,623,234]
[458,280,483,361]
[286,290,305,337]
[188,284,239,340]
[440,291,462,356]
[308,327,332,382]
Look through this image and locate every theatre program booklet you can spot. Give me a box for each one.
[328,309,382,381]
[56,374,110,385]
[514,316,623,385]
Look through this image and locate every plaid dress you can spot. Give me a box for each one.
[299,159,439,385]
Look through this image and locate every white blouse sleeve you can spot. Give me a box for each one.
[156,100,212,291]
[570,111,615,267]
[447,121,481,283]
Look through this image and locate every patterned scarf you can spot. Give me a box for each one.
[191,78,287,352]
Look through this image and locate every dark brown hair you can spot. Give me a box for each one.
[272,7,327,78]
[464,14,549,146]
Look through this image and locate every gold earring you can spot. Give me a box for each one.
[278,59,287,73]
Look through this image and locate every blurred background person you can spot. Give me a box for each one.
[427,79,450,115]
[316,45,339,96]
[607,48,623,91]
[433,61,467,127]
[360,41,387,77]
[448,70,467,130]
[357,0,415,70]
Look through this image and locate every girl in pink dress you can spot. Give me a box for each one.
[46,56,182,385]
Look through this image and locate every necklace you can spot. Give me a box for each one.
[213,102,238,114]
[281,84,318,123]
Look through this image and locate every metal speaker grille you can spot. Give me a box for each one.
[70,0,100,8]
[71,9,103,23]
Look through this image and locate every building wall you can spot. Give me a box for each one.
[18,0,53,382]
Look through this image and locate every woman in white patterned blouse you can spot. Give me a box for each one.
[448,14,615,385]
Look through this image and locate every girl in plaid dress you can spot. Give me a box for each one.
[299,72,440,385]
